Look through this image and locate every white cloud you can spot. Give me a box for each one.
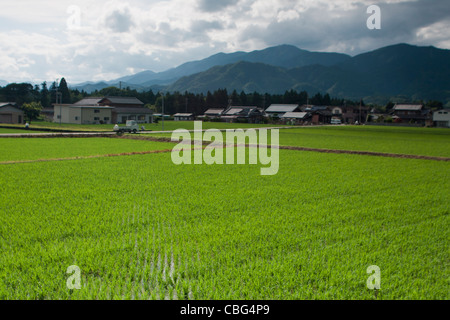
[0,0,449,84]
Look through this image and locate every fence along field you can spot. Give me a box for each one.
[0,128,448,299]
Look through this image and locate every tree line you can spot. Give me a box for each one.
[2,79,443,121]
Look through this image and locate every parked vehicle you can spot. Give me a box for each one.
[330,118,342,125]
[113,120,140,134]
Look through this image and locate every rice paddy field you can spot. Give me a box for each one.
[0,128,47,134]
[0,125,448,300]
[0,121,290,132]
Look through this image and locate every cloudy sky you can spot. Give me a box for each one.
[0,0,449,85]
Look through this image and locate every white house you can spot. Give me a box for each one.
[433,109,450,128]
[54,104,114,124]
[173,113,194,121]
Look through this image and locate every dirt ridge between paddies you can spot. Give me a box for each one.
[116,135,450,162]
[0,149,174,165]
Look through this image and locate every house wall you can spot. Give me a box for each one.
[81,108,112,124]
[174,116,193,121]
[54,105,71,123]
[54,106,112,124]
[69,107,82,124]
[113,113,152,124]
[433,110,450,127]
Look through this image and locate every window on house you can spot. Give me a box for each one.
[94,117,100,121]
[75,117,79,121]
[94,110,100,113]
[104,117,110,121]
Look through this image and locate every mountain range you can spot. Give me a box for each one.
[73,43,450,105]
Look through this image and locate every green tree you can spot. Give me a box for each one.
[385,101,395,113]
[145,103,157,113]
[426,100,443,111]
[58,78,71,103]
[21,101,43,122]
[40,82,51,108]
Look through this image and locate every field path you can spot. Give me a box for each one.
[0,149,174,165]
[117,135,450,162]
[1,129,449,163]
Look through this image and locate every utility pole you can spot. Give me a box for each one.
[161,92,165,131]
[56,78,62,126]
[359,99,362,124]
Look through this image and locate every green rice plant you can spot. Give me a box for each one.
[0,137,448,300]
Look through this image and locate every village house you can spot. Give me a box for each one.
[198,108,225,120]
[0,102,24,124]
[280,112,310,125]
[173,113,194,121]
[53,104,114,124]
[264,104,300,118]
[391,104,431,125]
[51,96,153,125]
[220,106,264,123]
[97,97,153,124]
[331,105,369,124]
[433,109,450,128]
[299,106,332,125]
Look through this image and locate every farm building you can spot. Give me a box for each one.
[331,105,369,124]
[99,97,144,108]
[53,104,114,124]
[173,113,194,121]
[52,96,153,124]
[265,104,300,118]
[280,112,310,124]
[97,97,153,124]
[198,108,225,120]
[112,107,153,124]
[0,102,24,124]
[220,106,264,123]
[433,109,450,128]
[391,104,431,125]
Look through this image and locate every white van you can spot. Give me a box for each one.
[330,118,342,125]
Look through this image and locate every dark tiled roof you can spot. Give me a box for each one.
[100,96,144,105]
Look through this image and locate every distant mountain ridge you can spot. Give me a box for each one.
[63,43,450,104]
[167,43,450,104]
[73,44,351,91]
